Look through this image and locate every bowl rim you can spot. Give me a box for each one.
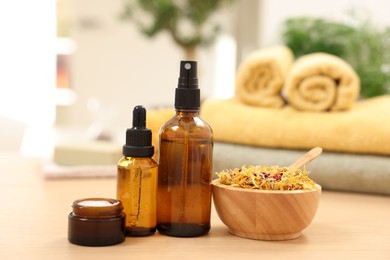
[212,179,321,194]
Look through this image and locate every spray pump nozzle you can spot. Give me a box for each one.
[175,60,200,109]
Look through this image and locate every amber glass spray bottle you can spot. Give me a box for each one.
[157,61,213,237]
[117,105,158,236]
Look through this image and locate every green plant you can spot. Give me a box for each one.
[282,16,390,98]
[120,0,235,60]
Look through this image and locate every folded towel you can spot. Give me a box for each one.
[43,162,116,179]
[284,53,360,111]
[235,46,294,108]
[213,143,390,196]
[146,108,175,159]
[200,96,390,156]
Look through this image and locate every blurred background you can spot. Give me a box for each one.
[0,0,389,158]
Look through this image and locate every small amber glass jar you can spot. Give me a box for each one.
[68,198,126,246]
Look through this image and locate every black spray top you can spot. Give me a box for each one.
[123,105,154,157]
[175,60,200,110]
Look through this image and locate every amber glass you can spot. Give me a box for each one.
[68,198,125,246]
[117,157,158,236]
[157,109,213,237]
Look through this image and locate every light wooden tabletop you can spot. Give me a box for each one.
[0,154,389,260]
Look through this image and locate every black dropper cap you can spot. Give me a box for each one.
[174,60,200,110]
[122,105,154,157]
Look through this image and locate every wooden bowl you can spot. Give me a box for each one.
[212,179,321,240]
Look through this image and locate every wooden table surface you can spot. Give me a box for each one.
[0,154,389,260]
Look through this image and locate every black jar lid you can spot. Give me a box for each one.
[68,198,126,246]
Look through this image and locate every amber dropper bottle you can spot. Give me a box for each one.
[117,105,158,236]
[157,61,213,237]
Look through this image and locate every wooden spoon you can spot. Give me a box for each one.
[288,147,323,168]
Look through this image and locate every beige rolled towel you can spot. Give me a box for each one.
[284,53,360,111]
[236,46,294,108]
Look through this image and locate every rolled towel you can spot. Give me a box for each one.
[235,45,294,108]
[284,53,360,111]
